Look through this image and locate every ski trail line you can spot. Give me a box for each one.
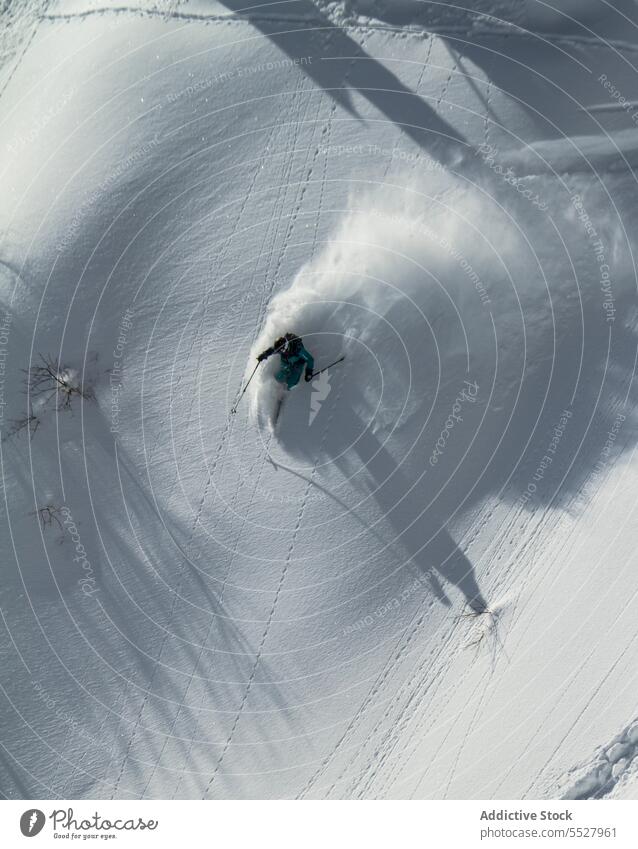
[202,378,344,798]
[166,434,276,800]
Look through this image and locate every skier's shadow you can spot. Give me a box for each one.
[346,426,487,612]
[275,381,487,613]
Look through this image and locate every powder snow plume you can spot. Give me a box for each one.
[250,166,635,450]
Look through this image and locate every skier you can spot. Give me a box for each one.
[257,332,314,389]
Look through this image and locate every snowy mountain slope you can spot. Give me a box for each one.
[0,0,637,800]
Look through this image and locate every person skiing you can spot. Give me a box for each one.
[257,332,314,389]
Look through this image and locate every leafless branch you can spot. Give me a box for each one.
[2,412,40,442]
[26,355,94,411]
[30,504,64,532]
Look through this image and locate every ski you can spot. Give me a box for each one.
[272,395,285,428]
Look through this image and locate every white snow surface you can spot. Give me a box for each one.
[1,0,638,799]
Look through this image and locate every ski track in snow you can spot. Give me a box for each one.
[110,66,338,797]
[351,507,519,798]
[0,1,52,106]
[340,519,515,798]
[149,430,275,799]
[202,375,346,798]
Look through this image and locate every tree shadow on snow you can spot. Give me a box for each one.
[1,404,297,798]
[218,0,468,167]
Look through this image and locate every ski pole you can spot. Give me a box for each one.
[310,355,345,380]
[231,361,260,414]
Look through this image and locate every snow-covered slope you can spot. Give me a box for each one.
[1,0,637,799]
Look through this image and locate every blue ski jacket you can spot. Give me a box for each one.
[258,334,314,389]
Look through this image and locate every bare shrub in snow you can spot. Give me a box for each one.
[460,602,508,666]
[3,410,40,441]
[31,504,64,532]
[26,355,94,411]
